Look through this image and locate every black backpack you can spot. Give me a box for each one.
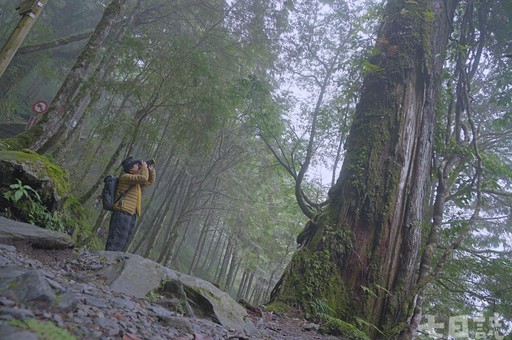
[102,175,130,211]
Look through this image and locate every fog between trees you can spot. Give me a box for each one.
[1,0,511,338]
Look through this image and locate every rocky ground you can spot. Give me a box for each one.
[0,239,340,339]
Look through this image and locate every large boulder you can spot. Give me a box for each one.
[0,216,73,249]
[97,251,256,335]
[0,150,70,220]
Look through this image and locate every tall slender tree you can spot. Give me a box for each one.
[6,0,127,153]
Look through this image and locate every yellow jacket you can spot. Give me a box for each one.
[114,166,156,215]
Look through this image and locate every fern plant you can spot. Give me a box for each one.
[310,299,374,339]
[310,298,335,317]
[3,179,64,231]
[3,179,41,203]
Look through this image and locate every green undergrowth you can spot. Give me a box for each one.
[0,149,70,196]
[318,314,370,339]
[0,149,92,245]
[264,301,294,315]
[9,319,76,340]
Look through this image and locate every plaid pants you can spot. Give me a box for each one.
[105,210,136,251]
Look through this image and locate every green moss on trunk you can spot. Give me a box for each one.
[271,0,448,337]
[1,124,44,151]
[271,207,356,321]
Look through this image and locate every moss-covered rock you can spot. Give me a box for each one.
[0,149,70,219]
[0,124,43,151]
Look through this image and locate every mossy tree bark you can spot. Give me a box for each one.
[8,0,127,153]
[270,0,457,337]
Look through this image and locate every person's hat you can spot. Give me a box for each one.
[121,156,140,172]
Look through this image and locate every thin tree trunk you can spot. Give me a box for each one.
[158,177,195,264]
[69,91,130,183]
[265,271,276,304]
[188,179,219,274]
[22,0,128,153]
[172,218,194,265]
[226,255,240,292]
[244,272,255,302]
[199,227,218,272]
[78,105,150,204]
[213,234,227,283]
[133,179,175,256]
[217,240,232,288]
[50,1,143,158]
[188,215,211,274]
[205,230,223,273]
[78,133,129,204]
[237,271,248,301]
[140,171,187,258]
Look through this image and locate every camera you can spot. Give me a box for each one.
[146,158,156,166]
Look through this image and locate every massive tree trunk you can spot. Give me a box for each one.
[270,0,457,337]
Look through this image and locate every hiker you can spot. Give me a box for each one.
[105,156,156,251]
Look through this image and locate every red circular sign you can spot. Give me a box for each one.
[32,100,48,114]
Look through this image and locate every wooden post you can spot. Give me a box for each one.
[0,0,48,78]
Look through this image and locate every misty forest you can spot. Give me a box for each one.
[0,0,511,338]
